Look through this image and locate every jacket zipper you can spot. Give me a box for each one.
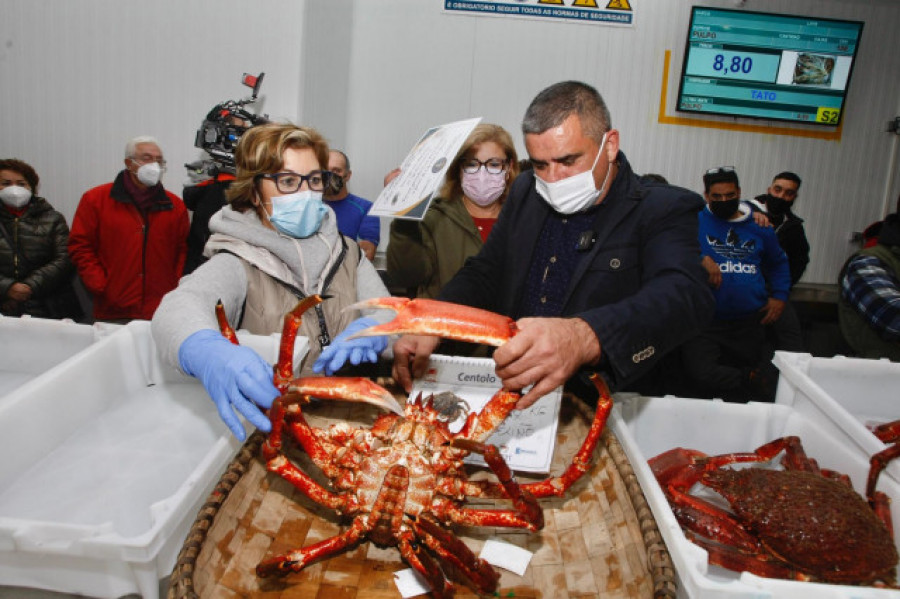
[13,217,19,279]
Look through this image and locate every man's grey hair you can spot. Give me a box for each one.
[522,81,611,143]
[124,136,161,159]
[331,149,350,172]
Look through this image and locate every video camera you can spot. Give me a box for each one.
[191,72,268,176]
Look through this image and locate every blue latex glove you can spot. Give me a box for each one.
[312,317,388,376]
[178,329,280,441]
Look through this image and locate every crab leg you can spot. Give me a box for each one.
[687,533,804,581]
[398,533,454,599]
[215,299,239,344]
[256,514,369,578]
[872,420,900,444]
[414,514,500,594]
[431,440,543,530]
[258,463,414,579]
[346,297,517,346]
[261,393,358,513]
[867,442,900,529]
[283,376,403,416]
[455,388,521,442]
[272,296,403,414]
[520,374,613,497]
[452,439,543,530]
[274,294,328,388]
[650,449,761,551]
[219,293,403,415]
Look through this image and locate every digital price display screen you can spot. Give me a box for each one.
[677,7,864,126]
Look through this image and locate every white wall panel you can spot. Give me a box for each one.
[0,0,306,224]
[1,0,899,285]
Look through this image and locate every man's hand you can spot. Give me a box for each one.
[752,211,772,228]
[392,334,441,392]
[7,282,32,302]
[759,298,786,325]
[359,240,377,262]
[701,255,722,289]
[494,317,601,410]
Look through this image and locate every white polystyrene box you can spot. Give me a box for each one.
[0,320,307,599]
[610,394,900,599]
[774,351,900,482]
[0,315,118,400]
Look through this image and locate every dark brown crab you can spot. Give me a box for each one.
[650,436,900,586]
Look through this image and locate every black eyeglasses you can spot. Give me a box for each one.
[461,158,509,175]
[706,166,735,175]
[256,171,326,193]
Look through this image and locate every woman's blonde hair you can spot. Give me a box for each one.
[227,122,330,212]
[439,123,519,202]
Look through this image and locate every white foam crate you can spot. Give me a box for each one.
[610,394,900,599]
[0,321,305,599]
[774,351,900,481]
[0,316,118,400]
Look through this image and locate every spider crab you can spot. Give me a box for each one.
[217,296,613,598]
[649,436,900,586]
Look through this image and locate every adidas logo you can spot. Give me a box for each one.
[719,261,758,274]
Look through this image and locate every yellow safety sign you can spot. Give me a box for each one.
[606,0,632,10]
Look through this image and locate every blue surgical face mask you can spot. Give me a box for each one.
[267,190,328,238]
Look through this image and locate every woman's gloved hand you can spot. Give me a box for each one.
[313,317,388,376]
[178,329,280,441]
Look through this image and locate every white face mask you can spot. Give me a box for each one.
[0,185,32,209]
[134,161,163,186]
[534,132,611,214]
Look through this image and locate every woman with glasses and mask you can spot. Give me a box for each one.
[0,159,80,319]
[152,123,392,440]
[385,124,519,299]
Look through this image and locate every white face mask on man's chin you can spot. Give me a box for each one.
[534,132,611,214]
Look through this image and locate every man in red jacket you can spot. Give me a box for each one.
[69,136,188,322]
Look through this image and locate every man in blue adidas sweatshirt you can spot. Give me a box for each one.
[682,167,791,402]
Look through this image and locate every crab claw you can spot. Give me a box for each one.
[345,297,517,347]
[285,376,404,416]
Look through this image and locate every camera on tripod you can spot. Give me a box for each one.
[191,72,268,176]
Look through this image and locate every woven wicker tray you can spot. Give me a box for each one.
[168,390,676,599]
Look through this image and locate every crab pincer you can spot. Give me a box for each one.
[285,376,404,416]
[345,297,517,347]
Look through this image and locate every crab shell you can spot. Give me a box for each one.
[703,467,899,583]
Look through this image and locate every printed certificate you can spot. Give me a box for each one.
[369,117,481,220]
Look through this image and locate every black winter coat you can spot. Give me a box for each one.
[752,194,810,285]
[0,196,75,317]
[439,152,715,391]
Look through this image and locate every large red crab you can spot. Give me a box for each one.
[218,296,613,598]
[649,435,900,586]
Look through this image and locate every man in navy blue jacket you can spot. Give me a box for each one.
[391,81,715,408]
[682,167,791,402]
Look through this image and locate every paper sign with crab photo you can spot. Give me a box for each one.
[409,354,563,473]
